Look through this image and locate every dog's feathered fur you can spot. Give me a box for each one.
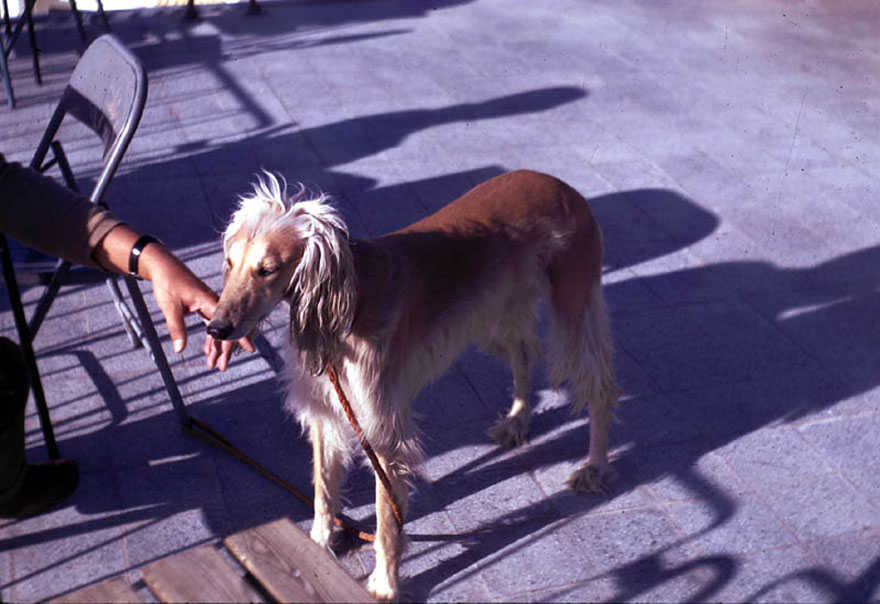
[208,170,618,600]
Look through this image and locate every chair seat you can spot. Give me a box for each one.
[4,240,56,285]
[2,240,107,286]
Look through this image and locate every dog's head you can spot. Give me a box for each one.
[207,173,356,374]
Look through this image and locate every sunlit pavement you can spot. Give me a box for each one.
[1,1,878,601]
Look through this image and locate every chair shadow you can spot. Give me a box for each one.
[102,84,587,250]
[4,0,477,110]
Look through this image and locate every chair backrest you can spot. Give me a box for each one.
[30,34,147,206]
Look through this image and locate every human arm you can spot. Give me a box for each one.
[0,153,251,370]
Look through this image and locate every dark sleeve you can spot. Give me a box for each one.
[0,153,123,268]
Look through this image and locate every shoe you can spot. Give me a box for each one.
[0,338,79,520]
[0,459,79,519]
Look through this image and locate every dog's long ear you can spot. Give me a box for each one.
[287,200,356,375]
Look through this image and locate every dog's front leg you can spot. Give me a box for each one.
[310,420,344,548]
[367,452,408,601]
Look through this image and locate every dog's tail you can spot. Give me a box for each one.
[544,195,618,415]
[547,281,618,414]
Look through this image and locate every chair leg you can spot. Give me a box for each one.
[1,0,10,36]
[104,277,145,349]
[95,0,109,31]
[0,235,60,460]
[25,6,40,85]
[67,0,86,44]
[121,276,190,425]
[27,265,142,351]
[0,45,13,108]
[27,259,69,340]
[183,0,198,21]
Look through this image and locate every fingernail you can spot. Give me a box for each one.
[173,340,184,353]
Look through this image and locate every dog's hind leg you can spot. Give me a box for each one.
[568,392,615,492]
[367,451,409,601]
[309,420,346,548]
[487,340,533,447]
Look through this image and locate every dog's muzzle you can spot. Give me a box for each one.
[206,319,234,340]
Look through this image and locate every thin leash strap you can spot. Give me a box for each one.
[184,416,376,543]
[325,363,405,532]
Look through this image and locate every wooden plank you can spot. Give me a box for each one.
[224,518,374,604]
[52,577,143,603]
[141,544,265,603]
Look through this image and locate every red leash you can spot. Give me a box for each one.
[183,363,404,542]
[326,363,405,532]
[184,416,376,542]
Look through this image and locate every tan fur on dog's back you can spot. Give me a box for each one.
[352,171,602,346]
[209,169,618,600]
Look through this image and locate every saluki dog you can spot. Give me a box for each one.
[207,169,618,600]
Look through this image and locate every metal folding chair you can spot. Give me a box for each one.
[1,0,110,108]
[0,34,189,460]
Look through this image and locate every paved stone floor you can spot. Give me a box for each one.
[1,1,878,601]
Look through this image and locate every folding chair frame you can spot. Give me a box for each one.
[0,34,189,461]
[1,0,110,108]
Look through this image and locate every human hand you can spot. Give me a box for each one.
[203,331,256,372]
[140,245,255,370]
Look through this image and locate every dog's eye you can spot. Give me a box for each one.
[256,265,277,277]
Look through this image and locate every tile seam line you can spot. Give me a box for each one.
[792,422,880,516]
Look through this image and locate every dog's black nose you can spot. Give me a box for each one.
[206,320,233,340]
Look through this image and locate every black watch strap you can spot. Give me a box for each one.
[128,235,160,279]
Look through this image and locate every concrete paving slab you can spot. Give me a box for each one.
[693,545,823,604]
[569,506,686,578]
[669,493,799,555]
[803,528,880,603]
[2,0,879,601]
[1,472,129,602]
[838,464,880,507]
[757,472,877,542]
[616,301,816,392]
[716,426,836,486]
[798,414,880,471]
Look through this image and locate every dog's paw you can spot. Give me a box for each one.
[310,521,336,551]
[367,570,398,602]
[566,462,615,493]
[487,414,529,448]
